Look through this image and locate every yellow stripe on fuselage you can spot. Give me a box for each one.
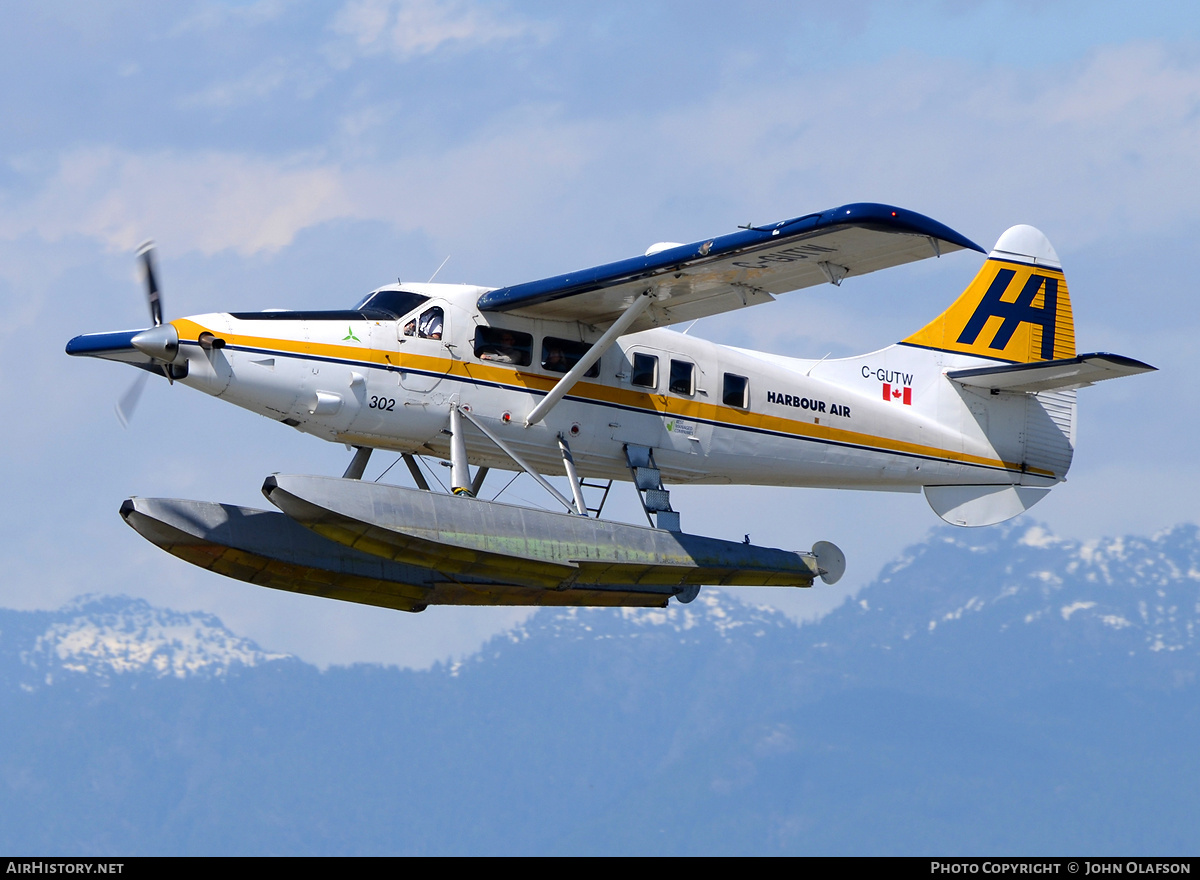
[171,318,1050,477]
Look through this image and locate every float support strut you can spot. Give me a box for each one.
[456,406,578,513]
[557,435,588,516]
[402,454,430,491]
[342,446,373,480]
[448,406,472,496]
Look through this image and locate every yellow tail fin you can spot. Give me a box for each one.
[903,225,1075,363]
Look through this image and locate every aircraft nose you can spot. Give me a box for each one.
[131,324,179,361]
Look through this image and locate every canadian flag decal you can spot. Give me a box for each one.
[883,383,912,405]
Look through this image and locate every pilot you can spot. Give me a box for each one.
[403,319,416,336]
[418,307,443,340]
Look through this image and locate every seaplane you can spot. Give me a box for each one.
[67,203,1154,612]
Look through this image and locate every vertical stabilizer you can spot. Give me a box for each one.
[903,225,1075,364]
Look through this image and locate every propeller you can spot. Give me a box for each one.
[115,240,178,426]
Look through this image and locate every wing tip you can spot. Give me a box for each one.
[824,202,986,254]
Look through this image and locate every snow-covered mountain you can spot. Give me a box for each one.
[857,522,1200,652]
[7,595,293,689]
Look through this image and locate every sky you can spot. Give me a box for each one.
[2,0,1197,667]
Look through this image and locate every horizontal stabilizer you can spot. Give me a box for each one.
[947,353,1155,393]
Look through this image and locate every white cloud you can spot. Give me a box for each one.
[619,42,1200,249]
[5,42,1200,267]
[171,0,292,34]
[4,148,353,256]
[330,0,543,61]
[0,112,600,259]
[179,57,328,108]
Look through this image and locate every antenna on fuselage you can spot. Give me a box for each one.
[428,255,451,283]
[805,352,833,377]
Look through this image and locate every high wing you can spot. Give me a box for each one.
[477,202,984,331]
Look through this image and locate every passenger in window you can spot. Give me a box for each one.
[543,345,568,372]
[480,331,524,364]
[418,308,443,340]
[403,319,416,337]
[541,337,599,377]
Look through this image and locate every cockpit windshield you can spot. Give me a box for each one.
[352,290,430,318]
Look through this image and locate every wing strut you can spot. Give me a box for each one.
[523,288,655,428]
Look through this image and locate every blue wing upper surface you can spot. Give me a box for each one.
[477,203,983,331]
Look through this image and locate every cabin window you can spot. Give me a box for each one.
[669,359,695,396]
[631,353,658,389]
[723,373,749,409]
[474,326,532,366]
[542,337,599,377]
[417,307,444,340]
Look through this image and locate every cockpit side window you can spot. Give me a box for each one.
[418,307,444,340]
[354,290,429,317]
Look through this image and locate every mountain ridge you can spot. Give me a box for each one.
[2,520,1197,854]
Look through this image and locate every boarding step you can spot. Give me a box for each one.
[633,467,661,490]
[624,444,680,532]
[643,488,671,512]
[655,510,680,532]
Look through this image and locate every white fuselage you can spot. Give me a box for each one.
[168,282,1071,493]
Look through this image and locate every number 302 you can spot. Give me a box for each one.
[369,395,396,411]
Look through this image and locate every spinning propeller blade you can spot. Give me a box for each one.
[138,240,162,327]
[115,372,149,428]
